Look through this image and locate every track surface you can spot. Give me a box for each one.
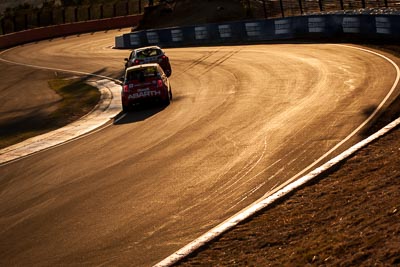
[0,30,397,266]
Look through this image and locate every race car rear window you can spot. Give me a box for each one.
[136,48,162,58]
[126,67,158,81]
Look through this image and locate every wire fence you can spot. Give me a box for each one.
[249,0,400,18]
[1,0,399,35]
[0,0,162,35]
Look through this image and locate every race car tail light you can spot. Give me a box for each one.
[134,59,143,64]
[157,79,163,88]
[159,55,167,62]
[123,85,129,93]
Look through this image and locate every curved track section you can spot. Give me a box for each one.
[0,31,398,266]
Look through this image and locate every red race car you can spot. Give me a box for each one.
[124,46,172,77]
[121,63,172,111]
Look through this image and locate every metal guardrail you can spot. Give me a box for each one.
[115,14,400,49]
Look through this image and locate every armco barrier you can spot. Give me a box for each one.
[0,14,143,50]
[115,14,400,49]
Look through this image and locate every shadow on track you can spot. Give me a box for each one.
[361,93,400,137]
[113,103,166,125]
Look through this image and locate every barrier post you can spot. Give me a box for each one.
[246,0,251,17]
[50,9,54,25]
[262,0,267,18]
[37,11,41,27]
[74,7,78,22]
[62,8,66,24]
[318,0,323,11]
[11,15,17,32]
[279,0,285,18]
[24,14,28,30]
[298,0,304,14]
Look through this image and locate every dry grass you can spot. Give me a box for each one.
[0,78,99,149]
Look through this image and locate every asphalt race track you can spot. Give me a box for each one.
[0,30,398,266]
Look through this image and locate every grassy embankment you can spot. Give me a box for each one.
[0,78,100,149]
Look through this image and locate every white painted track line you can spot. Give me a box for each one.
[154,118,400,267]
[154,45,400,267]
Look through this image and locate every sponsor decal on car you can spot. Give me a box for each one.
[128,90,162,99]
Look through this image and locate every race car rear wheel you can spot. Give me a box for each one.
[122,104,131,112]
[163,89,172,106]
[163,96,170,106]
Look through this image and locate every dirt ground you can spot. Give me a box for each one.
[138,1,400,266]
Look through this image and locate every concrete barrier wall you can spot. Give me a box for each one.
[115,15,400,49]
[0,14,143,49]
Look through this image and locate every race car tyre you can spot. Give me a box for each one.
[163,89,172,106]
[164,96,170,106]
[122,104,131,112]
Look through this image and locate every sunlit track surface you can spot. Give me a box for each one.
[0,30,398,266]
